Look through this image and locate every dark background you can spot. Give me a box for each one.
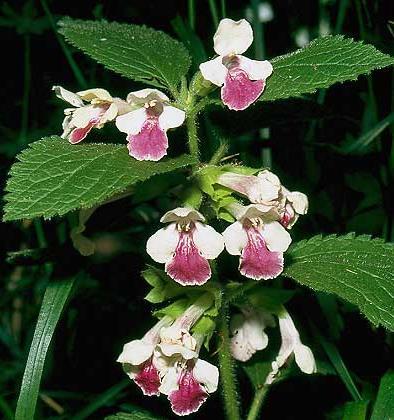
[1,0,393,419]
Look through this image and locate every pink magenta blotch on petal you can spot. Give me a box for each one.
[69,118,100,144]
[166,230,211,286]
[221,67,265,111]
[240,226,284,280]
[169,368,208,416]
[133,359,161,396]
[127,116,168,161]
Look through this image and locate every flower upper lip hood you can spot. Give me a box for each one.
[146,207,224,286]
[115,88,185,162]
[199,18,273,111]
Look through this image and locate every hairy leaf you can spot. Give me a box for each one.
[262,36,393,102]
[3,137,196,221]
[284,234,394,331]
[15,277,75,420]
[371,371,394,420]
[59,18,191,94]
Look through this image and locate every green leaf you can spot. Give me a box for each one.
[15,277,75,420]
[262,36,394,102]
[3,137,196,221]
[284,234,394,331]
[312,324,362,401]
[73,379,129,420]
[105,408,165,420]
[59,18,191,94]
[343,401,368,420]
[339,112,394,155]
[371,371,394,420]
[243,361,272,389]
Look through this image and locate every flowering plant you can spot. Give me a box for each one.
[3,6,394,420]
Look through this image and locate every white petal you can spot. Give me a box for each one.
[159,343,197,360]
[262,221,292,252]
[230,323,256,362]
[115,108,147,135]
[276,311,299,368]
[160,207,205,223]
[193,359,219,393]
[287,191,309,215]
[146,223,179,263]
[77,88,112,102]
[294,343,316,374]
[199,56,228,87]
[127,88,169,104]
[116,340,154,365]
[53,85,84,107]
[214,18,253,55]
[61,115,73,138]
[222,221,248,256]
[244,315,269,351]
[158,105,185,130]
[159,366,179,395]
[240,204,278,221]
[71,105,102,128]
[193,223,224,260]
[101,103,118,124]
[237,56,273,81]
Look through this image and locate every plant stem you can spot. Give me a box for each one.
[19,34,31,147]
[246,386,269,420]
[218,302,241,420]
[188,0,195,30]
[187,112,200,162]
[208,0,219,28]
[40,0,87,88]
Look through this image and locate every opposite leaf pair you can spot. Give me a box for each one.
[146,169,308,285]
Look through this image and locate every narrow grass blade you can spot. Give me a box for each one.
[15,277,75,420]
[72,379,129,420]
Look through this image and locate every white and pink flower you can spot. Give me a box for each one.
[115,89,185,161]
[223,203,291,280]
[265,308,316,384]
[199,18,273,110]
[218,169,308,229]
[280,188,308,229]
[157,300,219,416]
[160,356,219,416]
[117,316,172,396]
[53,86,129,144]
[218,169,282,207]
[230,307,275,361]
[146,208,224,286]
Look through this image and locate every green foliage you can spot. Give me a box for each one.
[284,234,394,331]
[3,137,196,221]
[243,361,272,390]
[105,408,165,420]
[262,36,394,102]
[343,401,368,420]
[15,277,75,420]
[371,371,394,420]
[59,18,191,94]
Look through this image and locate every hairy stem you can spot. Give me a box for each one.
[186,112,200,161]
[218,302,241,420]
[246,386,269,420]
